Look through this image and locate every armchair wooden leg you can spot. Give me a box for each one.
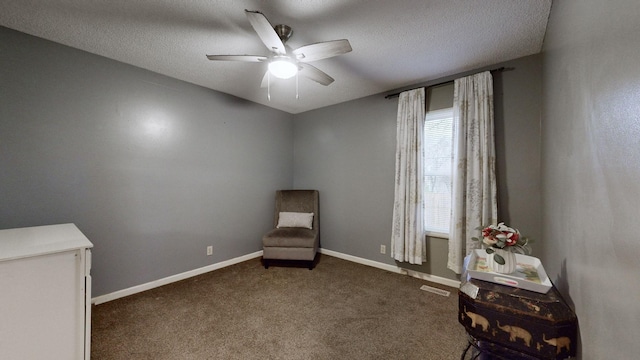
[263,259,269,269]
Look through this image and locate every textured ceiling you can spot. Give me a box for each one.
[0,0,552,114]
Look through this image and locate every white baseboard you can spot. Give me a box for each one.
[91,251,264,305]
[319,248,461,289]
[93,248,460,305]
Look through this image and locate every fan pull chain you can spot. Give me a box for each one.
[296,71,299,100]
[267,72,271,101]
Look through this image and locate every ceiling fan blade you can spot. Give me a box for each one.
[206,55,267,62]
[293,39,352,62]
[245,10,286,55]
[299,63,334,86]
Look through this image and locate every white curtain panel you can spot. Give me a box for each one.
[448,71,498,274]
[391,88,426,264]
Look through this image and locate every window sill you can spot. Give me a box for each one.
[425,231,449,240]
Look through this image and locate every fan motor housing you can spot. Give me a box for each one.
[274,24,292,43]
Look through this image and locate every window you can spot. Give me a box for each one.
[423,108,454,236]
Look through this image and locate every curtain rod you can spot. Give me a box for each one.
[384,66,511,99]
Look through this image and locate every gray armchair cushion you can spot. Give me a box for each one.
[263,228,316,248]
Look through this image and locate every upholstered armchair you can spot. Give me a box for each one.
[262,190,319,269]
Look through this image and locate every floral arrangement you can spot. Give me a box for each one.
[472,222,531,264]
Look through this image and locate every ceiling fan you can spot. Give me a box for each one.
[206,10,352,88]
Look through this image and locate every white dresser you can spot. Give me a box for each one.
[0,223,93,360]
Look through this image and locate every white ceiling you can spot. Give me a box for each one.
[0,0,552,114]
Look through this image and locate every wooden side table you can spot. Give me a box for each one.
[458,278,577,359]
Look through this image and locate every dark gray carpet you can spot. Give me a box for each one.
[91,254,467,359]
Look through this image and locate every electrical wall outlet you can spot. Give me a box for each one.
[380,245,386,254]
[206,246,213,256]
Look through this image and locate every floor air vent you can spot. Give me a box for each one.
[420,285,450,297]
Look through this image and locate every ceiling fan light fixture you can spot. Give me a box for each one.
[207,10,351,88]
[268,58,298,79]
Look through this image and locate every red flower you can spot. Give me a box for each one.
[505,232,519,246]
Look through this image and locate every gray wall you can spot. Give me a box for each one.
[293,93,398,261]
[0,27,294,296]
[293,54,542,280]
[541,1,640,357]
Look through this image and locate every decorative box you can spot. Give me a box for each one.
[459,277,577,359]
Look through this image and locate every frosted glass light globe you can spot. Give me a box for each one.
[268,59,298,79]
